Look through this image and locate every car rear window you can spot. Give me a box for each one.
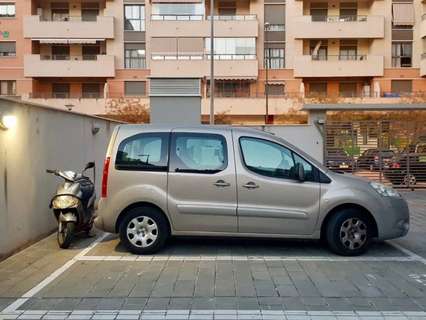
[115,132,169,171]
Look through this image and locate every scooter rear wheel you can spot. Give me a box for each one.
[57,221,75,249]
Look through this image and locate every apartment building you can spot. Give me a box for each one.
[0,0,425,123]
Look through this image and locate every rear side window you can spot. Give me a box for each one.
[115,132,169,171]
[170,133,227,174]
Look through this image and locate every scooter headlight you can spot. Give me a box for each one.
[369,182,401,198]
[52,195,79,208]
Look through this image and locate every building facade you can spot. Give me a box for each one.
[0,0,426,123]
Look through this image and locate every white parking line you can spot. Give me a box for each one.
[76,255,418,262]
[1,233,107,314]
[389,240,426,265]
[1,309,425,320]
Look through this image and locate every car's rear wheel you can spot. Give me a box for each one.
[326,208,372,256]
[119,207,169,254]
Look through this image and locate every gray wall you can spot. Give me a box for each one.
[150,97,201,124]
[256,125,324,163]
[0,98,120,259]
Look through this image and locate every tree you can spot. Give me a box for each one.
[105,99,149,123]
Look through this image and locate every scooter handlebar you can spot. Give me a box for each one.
[46,169,57,174]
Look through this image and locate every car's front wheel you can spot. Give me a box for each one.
[326,208,372,256]
[119,207,169,254]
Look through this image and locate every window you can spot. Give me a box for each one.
[207,80,250,97]
[339,2,357,21]
[52,83,70,98]
[308,82,327,97]
[218,0,236,16]
[170,133,227,173]
[310,40,328,60]
[391,80,412,95]
[0,41,16,57]
[125,43,146,68]
[264,4,285,26]
[51,2,69,21]
[339,82,358,97]
[239,137,315,181]
[82,83,102,98]
[151,3,204,20]
[51,45,70,60]
[125,81,146,97]
[0,80,16,95]
[310,2,328,21]
[205,38,256,59]
[82,2,99,21]
[82,45,100,60]
[392,42,412,67]
[339,40,357,60]
[266,84,285,96]
[116,133,169,171]
[264,48,285,69]
[124,5,145,31]
[0,3,15,18]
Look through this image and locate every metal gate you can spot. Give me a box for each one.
[324,120,426,189]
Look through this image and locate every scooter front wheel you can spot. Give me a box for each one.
[57,221,75,249]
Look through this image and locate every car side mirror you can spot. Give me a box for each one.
[84,162,95,171]
[296,163,305,182]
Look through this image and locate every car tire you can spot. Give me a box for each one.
[119,206,169,255]
[326,208,372,256]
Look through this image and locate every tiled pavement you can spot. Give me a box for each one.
[0,191,426,320]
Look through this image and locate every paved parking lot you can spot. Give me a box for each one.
[1,191,426,320]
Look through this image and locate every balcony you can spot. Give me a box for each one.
[150,54,258,78]
[23,16,114,40]
[24,55,115,78]
[421,54,426,77]
[292,15,384,39]
[294,55,384,77]
[149,15,258,37]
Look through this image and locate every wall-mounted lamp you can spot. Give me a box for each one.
[0,114,17,130]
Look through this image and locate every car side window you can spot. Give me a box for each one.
[239,137,316,182]
[170,133,227,174]
[115,132,169,171]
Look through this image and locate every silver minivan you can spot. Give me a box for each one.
[95,125,409,256]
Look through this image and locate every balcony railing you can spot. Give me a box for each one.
[151,54,257,60]
[39,15,99,22]
[311,15,368,22]
[151,14,257,21]
[207,15,257,21]
[151,14,203,21]
[311,54,367,61]
[40,55,99,61]
[29,92,104,99]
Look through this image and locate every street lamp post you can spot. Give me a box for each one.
[209,0,215,124]
[264,22,270,125]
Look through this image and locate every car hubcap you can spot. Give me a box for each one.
[127,216,158,248]
[403,174,416,186]
[339,218,367,250]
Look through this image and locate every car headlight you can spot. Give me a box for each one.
[369,182,401,197]
[52,195,79,208]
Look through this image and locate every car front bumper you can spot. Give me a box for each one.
[376,196,410,240]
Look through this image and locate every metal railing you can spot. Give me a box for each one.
[151,14,203,21]
[151,54,256,60]
[30,92,104,99]
[39,15,99,22]
[311,15,368,22]
[207,14,257,21]
[311,54,367,61]
[40,55,99,61]
[325,120,426,189]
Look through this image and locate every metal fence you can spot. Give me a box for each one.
[324,120,426,189]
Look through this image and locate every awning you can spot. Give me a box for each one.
[392,3,414,26]
[36,38,104,44]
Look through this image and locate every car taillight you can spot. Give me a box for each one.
[392,162,400,169]
[374,155,379,160]
[101,157,110,198]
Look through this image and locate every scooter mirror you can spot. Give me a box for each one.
[84,162,95,170]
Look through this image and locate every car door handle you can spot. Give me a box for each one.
[243,182,259,189]
[214,180,231,187]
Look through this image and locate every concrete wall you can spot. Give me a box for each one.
[0,98,120,260]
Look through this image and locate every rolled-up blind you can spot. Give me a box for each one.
[392,3,414,26]
[151,37,177,55]
[264,4,285,24]
[177,38,204,54]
